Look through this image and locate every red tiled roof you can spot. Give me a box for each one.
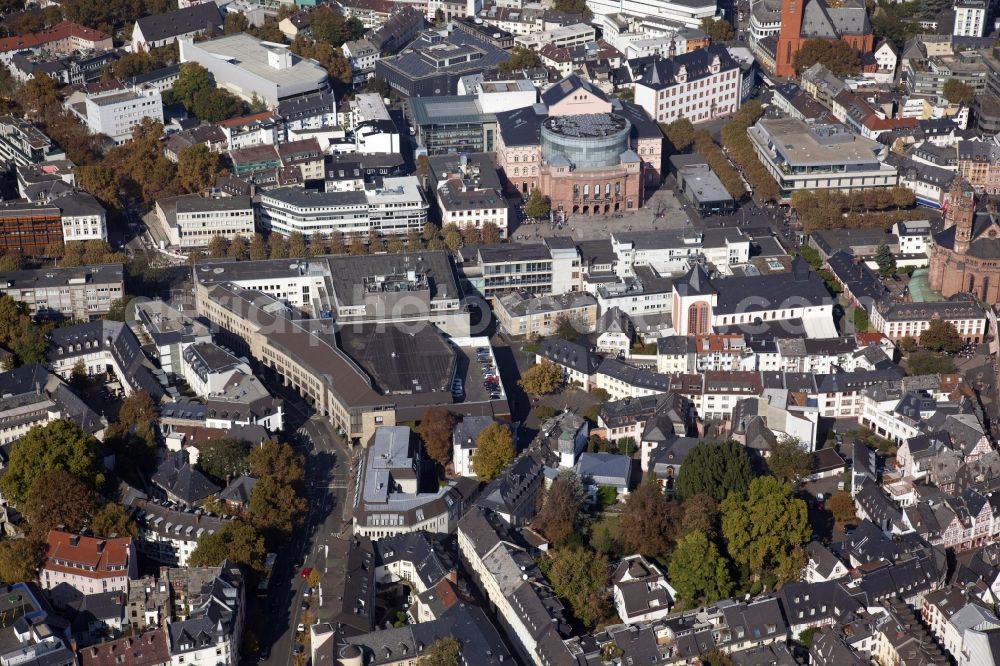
[79,630,169,666]
[0,21,110,53]
[216,111,277,128]
[44,530,131,579]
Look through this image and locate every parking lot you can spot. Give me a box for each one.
[453,344,504,404]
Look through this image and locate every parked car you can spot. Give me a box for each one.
[300,567,312,579]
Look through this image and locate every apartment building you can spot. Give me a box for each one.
[84,89,164,144]
[0,115,66,166]
[156,194,255,250]
[461,240,582,297]
[634,45,743,125]
[494,290,598,337]
[41,531,137,597]
[0,263,123,320]
[258,177,427,238]
[514,22,595,50]
[586,0,717,29]
[353,427,478,540]
[0,364,105,445]
[954,0,988,37]
[58,192,107,242]
[127,495,227,566]
[870,299,987,343]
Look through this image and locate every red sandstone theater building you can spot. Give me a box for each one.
[496,75,662,218]
[929,177,1000,303]
[774,0,874,78]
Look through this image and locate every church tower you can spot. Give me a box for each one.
[948,177,976,255]
[775,0,805,77]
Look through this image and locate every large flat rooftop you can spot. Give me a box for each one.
[186,33,328,87]
[750,118,886,167]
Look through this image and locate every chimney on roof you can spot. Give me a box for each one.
[96,540,104,554]
[69,534,79,546]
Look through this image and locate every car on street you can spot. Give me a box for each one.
[297,623,305,633]
[294,644,304,655]
[300,567,312,579]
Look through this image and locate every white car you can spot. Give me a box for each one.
[297,623,305,633]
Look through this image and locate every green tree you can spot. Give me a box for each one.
[0,539,44,583]
[919,318,963,354]
[793,38,861,76]
[268,233,288,259]
[854,307,870,333]
[172,63,214,109]
[1,420,103,507]
[700,17,733,42]
[498,45,542,74]
[554,314,580,341]
[535,470,585,547]
[416,406,456,471]
[680,493,719,537]
[766,437,813,485]
[551,0,592,18]
[191,87,242,122]
[481,222,502,245]
[472,422,514,480]
[223,11,249,34]
[207,234,229,258]
[22,470,98,538]
[675,440,754,502]
[422,637,461,666]
[0,296,28,347]
[118,390,157,429]
[798,627,820,648]
[249,233,268,260]
[176,144,223,193]
[248,441,305,487]
[720,476,810,581]
[541,546,610,628]
[12,320,47,366]
[523,187,551,219]
[247,475,308,540]
[875,243,896,276]
[288,231,309,258]
[518,360,563,395]
[442,224,463,251]
[197,438,249,484]
[943,78,975,104]
[615,479,680,557]
[663,117,696,152]
[227,235,248,260]
[828,491,856,523]
[907,351,957,375]
[188,519,267,574]
[668,530,734,607]
[91,502,138,538]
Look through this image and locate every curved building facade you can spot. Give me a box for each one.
[541,114,631,169]
[538,114,643,218]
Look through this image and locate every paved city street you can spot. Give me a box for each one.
[248,379,353,665]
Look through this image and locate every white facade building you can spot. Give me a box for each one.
[258,177,427,238]
[179,34,329,108]
[84,89,163,145]
[587,0,717,28]
[633,45,742,125]
[157,194,255,250]
[954,0,987,37]
[41,532,137,597]
[58,192,107,242]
